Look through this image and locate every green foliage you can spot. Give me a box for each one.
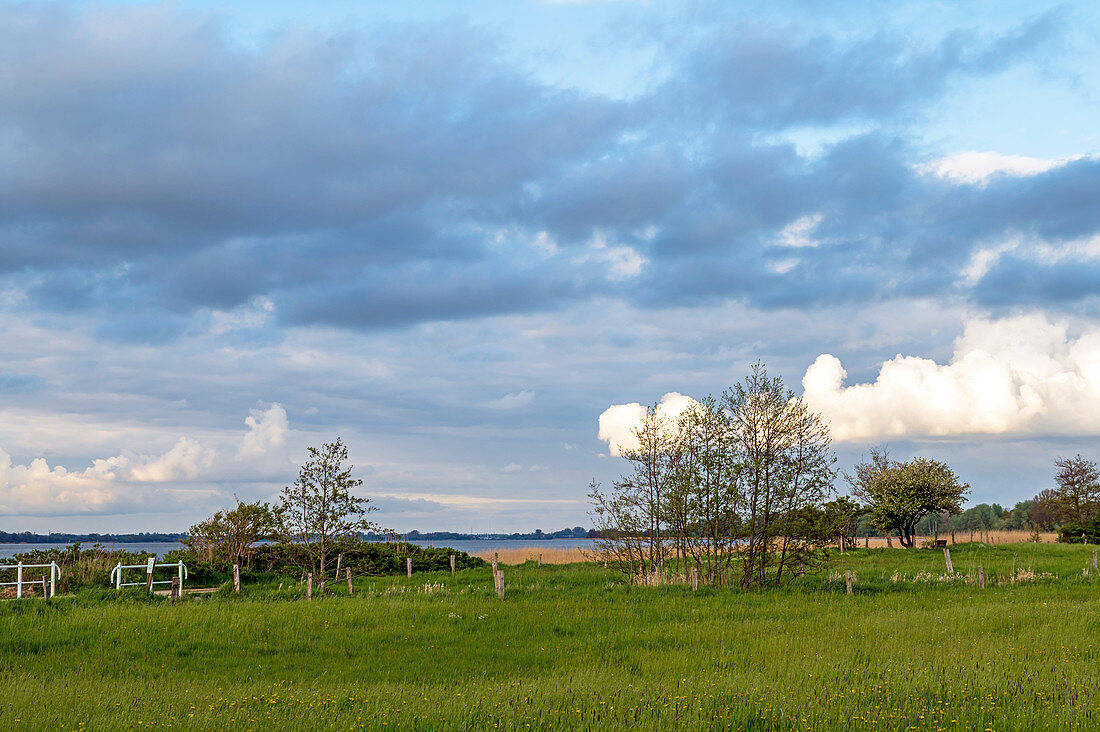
[277,437,381,576]
[860,456,969,547]
[1057,512,1100,544]
[183,499,277,566]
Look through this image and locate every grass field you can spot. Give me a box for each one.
[1,542,1098,730]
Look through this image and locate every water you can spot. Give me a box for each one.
[0,538,593,560]
[0,542,183,560]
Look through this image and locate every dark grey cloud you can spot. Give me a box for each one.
[0,2,1093,336]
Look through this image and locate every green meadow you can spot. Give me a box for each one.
[1,542,1098,730]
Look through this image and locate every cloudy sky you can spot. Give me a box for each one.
[2,0,1099,533]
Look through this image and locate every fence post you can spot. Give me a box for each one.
[450,554,455,574]
[145,557,155,593]
[978,565,985,589]
[346,568,353,596]
[406,557,412,578]
[335,554,342,584]
[846,570,853,595]
[492,552,498,575]
[494,570,504,599]
[177,561,185,593]
[114,562,122,590]
[538,553,542,568]
[307,573,313,601]
[943,547,954,573]
[691,566,698,592]
[41,575,48,602]
[16,562,22,599]
[233,563,240,594]
[171,576,180,603]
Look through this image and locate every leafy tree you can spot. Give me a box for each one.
[184,499,278,567]
[725,363,836,587]
[277,438,379,577]
[822,496,867,550]
[858,455,969,548]
[665,396,740,585]
[1051,454,1100,526]
[589,403,679,580]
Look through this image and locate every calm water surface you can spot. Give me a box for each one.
[0,538,594,560]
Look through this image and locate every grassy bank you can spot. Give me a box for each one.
[1,542,1098,730]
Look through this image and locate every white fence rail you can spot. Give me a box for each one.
[110,558,187,593]
[0,562,61,599]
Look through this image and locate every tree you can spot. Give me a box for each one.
[1051,454,1100,526]
[277,438,379,577]
[860,455,969,548]
[666,396,739,585]
[725,363,836,588]
[184,499,277,567]
[588,404,679,580]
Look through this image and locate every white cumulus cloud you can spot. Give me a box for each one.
[237,404,289,461]
[597,391,698,456]
[803,314,1100,441]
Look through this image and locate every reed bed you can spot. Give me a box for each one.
[472,545,589,564]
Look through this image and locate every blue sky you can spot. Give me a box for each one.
[2,0,1100,533]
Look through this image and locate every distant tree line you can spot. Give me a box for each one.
[0,531,185,544]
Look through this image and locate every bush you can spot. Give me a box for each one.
[1057,514,1100,543]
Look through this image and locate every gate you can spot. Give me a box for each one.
[110,558,188,593]
[0,562,61,599]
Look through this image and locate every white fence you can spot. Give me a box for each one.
[110,558,187,593]
[0,562,61,599]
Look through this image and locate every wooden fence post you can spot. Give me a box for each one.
[145,556,155,593]
[406,557,412,578]
[335,554,342,584]
[691,566,698,592]
[41,575,48,602]
[978,565,985,589]
[864,536,869,549]
[538,553,542,568]
[233,563,240,594]
[494,570,504,599]
[346,568,353,595]
[492,552,498,575]
[450,554,456,574]
[306,573,313,601]
[846,570,853,595]
[1093,548,1097,571]
[171,576,181,603]
[943,547,954,573]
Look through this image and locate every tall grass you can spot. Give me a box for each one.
[0,542,1097,730]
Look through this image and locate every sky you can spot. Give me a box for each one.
[2,0,1100,533]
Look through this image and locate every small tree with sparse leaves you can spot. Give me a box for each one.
[277,438,379,578]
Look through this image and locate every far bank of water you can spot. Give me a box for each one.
[0,538,594,560]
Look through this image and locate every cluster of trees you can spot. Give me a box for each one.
[589,364,842,589]
[184,438,382,577]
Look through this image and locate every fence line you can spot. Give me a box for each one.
[0,562,61,599]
